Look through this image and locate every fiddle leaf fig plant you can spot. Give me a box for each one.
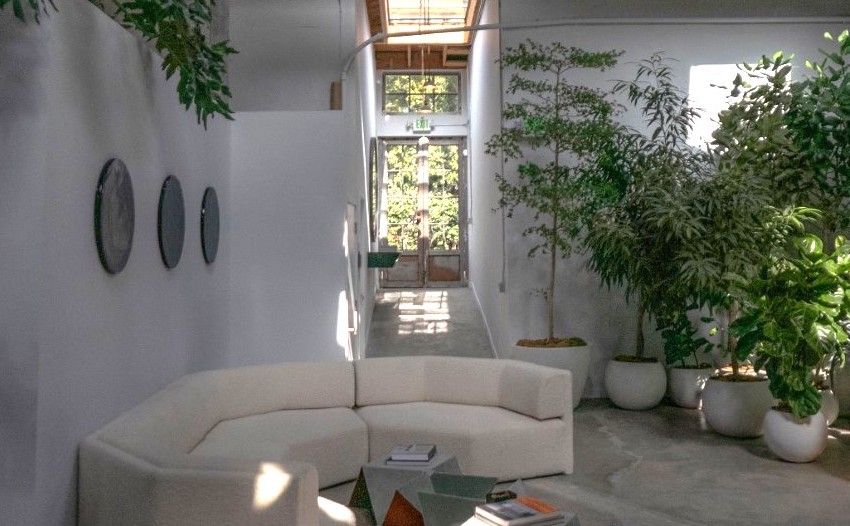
[485,40,622,342]
[732,234,850,418]
[2,0,236,127]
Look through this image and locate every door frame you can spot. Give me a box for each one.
[377,136,468,288]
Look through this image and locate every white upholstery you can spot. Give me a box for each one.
[80,357,572,526]
[356,402,571,480]
[191,408,368,488]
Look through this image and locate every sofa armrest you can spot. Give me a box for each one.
[497,360,572,420]
[79,438,320,526]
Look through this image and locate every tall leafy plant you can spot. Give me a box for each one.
[584,54,708,358]
[732,235,850,418]
[787,30,850,251]
[2,0,236,127]
[485,40,622,342]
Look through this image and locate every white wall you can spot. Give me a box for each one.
[469,0,850,398]
[229,0,356,111]
[0,2,231,524]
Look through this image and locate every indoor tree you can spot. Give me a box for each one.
[2,0,236,127]
[485,40,622,344]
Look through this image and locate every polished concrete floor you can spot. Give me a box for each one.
[366,288,494,359]
[321,400,850,525]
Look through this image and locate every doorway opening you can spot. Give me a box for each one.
[377,137,468,288]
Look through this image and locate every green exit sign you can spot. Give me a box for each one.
[412,117,432,134]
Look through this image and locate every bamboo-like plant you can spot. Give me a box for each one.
[732,234,850,418]
[485,40,622,343]
[584,54,709,359]
[2,0,236,127]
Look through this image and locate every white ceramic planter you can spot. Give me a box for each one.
[668,366,714,409]
[604,359,666,410]
[701,377,774,438]
[511,344,590,408]
[763,409,828,463]
[821,389,839,426]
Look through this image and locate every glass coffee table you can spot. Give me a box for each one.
[348,454,497,526]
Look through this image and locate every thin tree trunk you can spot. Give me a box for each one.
[728,302,740,377]
[635,298,646,358]
[548,214,557,341]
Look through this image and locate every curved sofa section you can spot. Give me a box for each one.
[79,357,573,526]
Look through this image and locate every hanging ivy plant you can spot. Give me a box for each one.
[1,0,236,127]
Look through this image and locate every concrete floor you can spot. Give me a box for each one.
[322,400,850,525]
[366,288,494,359]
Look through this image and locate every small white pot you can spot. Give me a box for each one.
[604,359,666,410]
[763,409,828,463]
[668,366,714,409]
[701,377,774,438]
[511,344,590,408]
[821,389,839,426]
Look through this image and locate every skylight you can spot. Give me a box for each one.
[385,0,471,44]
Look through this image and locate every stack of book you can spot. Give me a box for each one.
[474,495,566,526]
[385,444,437,465]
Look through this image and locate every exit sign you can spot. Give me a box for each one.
[412,117,432,134]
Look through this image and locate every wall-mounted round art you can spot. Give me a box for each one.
[200,187,220,264]
[94,158,135,274]
[157,175,185,269]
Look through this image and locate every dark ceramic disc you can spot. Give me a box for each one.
[201,187,220,264]
[94,158,135,274]
[158,175,185,269]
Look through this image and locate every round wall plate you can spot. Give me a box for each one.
[201,186,219,264]
[158,175,185,269]
[94,158,135,274]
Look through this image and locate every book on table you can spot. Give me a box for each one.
[388,444,437,462]
[475,495,565,526]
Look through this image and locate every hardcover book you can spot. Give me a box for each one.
[389,444,437,462]
[475,495,564,526]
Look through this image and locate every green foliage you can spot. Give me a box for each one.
[486,40,622,340]
[786,30,850,246]
[384,73,460,114]
[2,0,236,127]
[583,54,709,356]
[385,144,460,251]
[732,235,850,418]
[114,0,236,127]
[0,0,54,23]
[660,311,714,367]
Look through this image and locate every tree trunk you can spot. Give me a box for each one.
[547,214,557,341]
[728,301,740,376]
[635,298,646,358]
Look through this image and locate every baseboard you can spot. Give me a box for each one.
[469,280,500,359]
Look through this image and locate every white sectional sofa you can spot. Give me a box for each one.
[79,356,572,526]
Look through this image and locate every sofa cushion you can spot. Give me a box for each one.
[354,357,570,420]
[355,402,570,480]
[190,408,368,488]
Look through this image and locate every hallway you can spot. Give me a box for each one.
[365,288,494,359]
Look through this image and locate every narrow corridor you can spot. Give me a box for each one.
[365,288,494,359]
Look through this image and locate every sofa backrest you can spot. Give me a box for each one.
[353,356,570,420]
[95,361,355,463]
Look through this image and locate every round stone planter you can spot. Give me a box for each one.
[701,377,774,438]
[668,366,715,409]
[821,388,839,427]
[763,409,828,463]
[511,344,590,409]
[604,359,666,411]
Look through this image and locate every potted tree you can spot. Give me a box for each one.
[584,54,708,410]
[486,40,622,408]
[660,310,716,409]
[691,53,817,437]
[733,235,850,462]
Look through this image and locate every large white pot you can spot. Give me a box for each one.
[821,388,839,426]
[701,377,774,438]
[763,409,828,463]
[668,366,714,409]
[604,360,667,410]
[511,344,590,408]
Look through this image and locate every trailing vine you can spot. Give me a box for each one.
[1,0,236,127]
